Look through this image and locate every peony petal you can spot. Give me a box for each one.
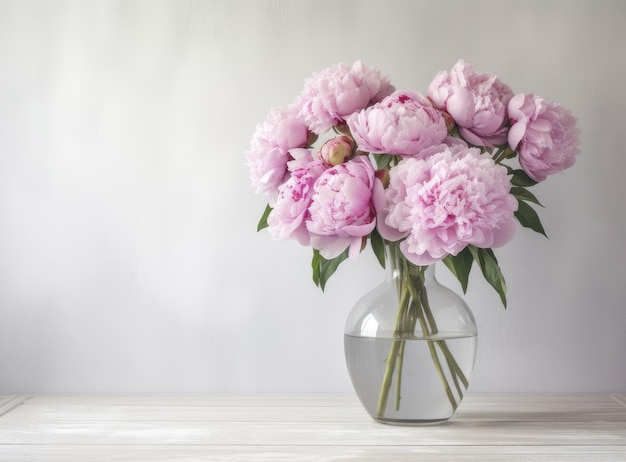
[458,127,488,146]
[372,179,407,242]
[508,122,527,150]
[342,220,376,237]
[490,216,517,248]
[446,88,475,126]
[335,86,370,117]
[400,241,442,266]
[348,237,364,259]
[310,235,350,259]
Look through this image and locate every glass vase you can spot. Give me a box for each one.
[344,243,478,425]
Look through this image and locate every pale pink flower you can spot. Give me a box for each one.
[286,148,315,172]
[246,105,310,203]
[508,93,580,182]
[315,135,356,167]
[379,145,518,265]
[296,61,394,134]
[306,156,377,259]
[267,161,327,245]
[428,60,513,147]
[347,91,448,157]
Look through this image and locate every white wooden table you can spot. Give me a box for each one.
[1,394,625,461]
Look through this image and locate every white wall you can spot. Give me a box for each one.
[0,0,624,394]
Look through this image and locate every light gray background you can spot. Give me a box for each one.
[0,0,624,394]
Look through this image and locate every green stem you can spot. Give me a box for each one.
[376,246,471,419]
[376,338,403,417]
[427,340,458,411]
[438,341,470,389]
[493,146,515,164]
[407,273,459,411]
[376,249,411,417]
[412,265,470,391]
[415,275,438,335]
[448,352,464,399]
[395,341,406,411]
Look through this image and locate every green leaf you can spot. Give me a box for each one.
[311,249,349,291]
[510,186,543,207]
[316,249,349,292]
[442,247,473,293]
[370,229,386,269]
[507,168,538,187]
[257,204,272,232]
[311,249,321,288]
[514,200,548,237]
[373,154,395,170]
[468,246,508,308]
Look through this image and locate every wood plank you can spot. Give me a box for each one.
[7,394,625,423]
[1,394,625,461]
[4,395,626,423]
[0,419,625,446]
[21,394,362,407]
[612,393,626,408]
[20,393,621,408]
[0,395,31,418]
[1,445,626,462]
[454,394,626,422]
[1,404,371,423]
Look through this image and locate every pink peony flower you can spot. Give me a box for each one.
[379,144,518,265]
[315,135,356,167]
[296,61,395,134]
[507,93,580,182]
[267,160,327,246]
[306,156,377,259]
[286,147,315,172]
[347,91,448,158]
[246,105,310,203]
[428,60,513,147]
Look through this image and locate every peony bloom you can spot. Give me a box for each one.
[267,160,327,245]
[246,105,310,203]
[347,91,448,158]
[507,93,580,182]
[315,135,356,167]
[428,60,513,147]
[379,145,518,265]
[306,156,377,259]
[296,61,395,134]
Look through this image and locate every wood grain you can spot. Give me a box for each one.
[0,394,625,461]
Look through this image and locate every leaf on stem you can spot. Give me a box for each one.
[507,167,538,187]
[373,154,395,170]
[311,249,321,287]
[514,200,548,238]
[468,246,508,308]
[257,204,272,232]
[442,247,473,293]
[370,229,386,269]
[510,186,543,207]
[311,248,349,292]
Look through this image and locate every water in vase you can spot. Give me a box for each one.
[344,333,477,423]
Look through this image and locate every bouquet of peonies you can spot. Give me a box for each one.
[246,60,579,418]
[247,59,579,299]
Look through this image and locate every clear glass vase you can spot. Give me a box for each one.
[344,243,478,425]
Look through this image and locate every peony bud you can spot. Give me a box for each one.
[318,135,356,167]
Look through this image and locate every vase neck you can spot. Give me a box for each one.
[385,244,435,282]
